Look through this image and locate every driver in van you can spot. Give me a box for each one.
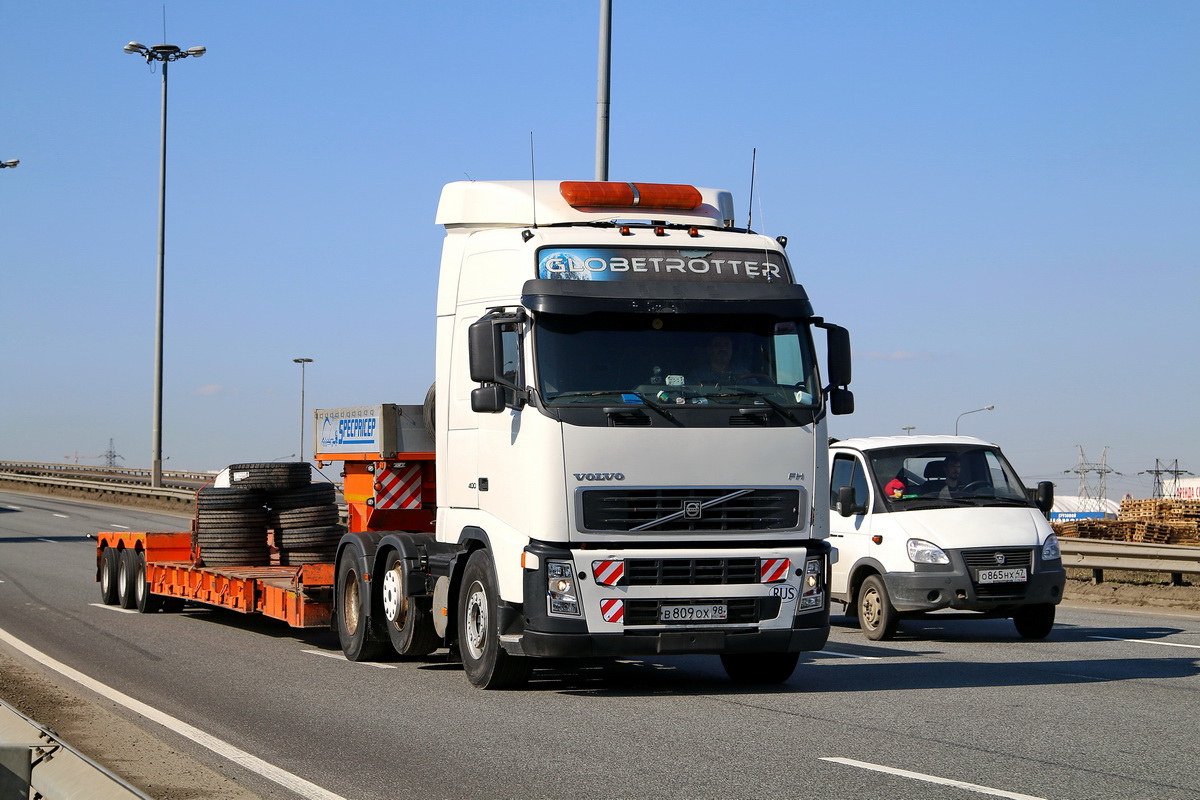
[939,455,966,498]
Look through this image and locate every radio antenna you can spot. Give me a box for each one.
[530,131,538,228]
[746,147,757,231]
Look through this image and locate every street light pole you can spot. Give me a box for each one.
[902,426,916,436]
[955,405,995,435]
[124,41,205,488]
[293,358,313,462]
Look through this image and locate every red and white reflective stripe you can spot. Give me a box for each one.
[375,464,422,510]
[592,559,625,586]
[600,598,625,623]
[760,558,790,583]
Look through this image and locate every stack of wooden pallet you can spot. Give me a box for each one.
[1053,499,1200,545]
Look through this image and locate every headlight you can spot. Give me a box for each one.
[547,560,580,616]
[800,558,825,610]
[907,538,950,565]
[1042,533,1061,560]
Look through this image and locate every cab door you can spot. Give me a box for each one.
[828,452,873,596]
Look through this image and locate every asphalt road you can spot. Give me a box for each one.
[2,490,1199,800]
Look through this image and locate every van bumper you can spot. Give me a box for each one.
[882,564,1065,613]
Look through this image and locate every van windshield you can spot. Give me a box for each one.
[534,311,820,409]
[867,445,1033,508]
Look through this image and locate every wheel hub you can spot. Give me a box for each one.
[464,581,487,659]
[381,567,406,624]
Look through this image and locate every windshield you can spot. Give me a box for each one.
[534,312,820,409]
[868,444,1033,507]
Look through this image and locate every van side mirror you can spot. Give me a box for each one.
[1035,481,1054,517]
[836,485,865,517]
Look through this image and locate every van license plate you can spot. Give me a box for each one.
[976,568,1027,584]
[660,604,728,622]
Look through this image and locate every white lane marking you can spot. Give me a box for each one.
[37,538,59,544]
[108,524,131,530]
[0,626,351,800]
[817,649,881,660]
[821,757,1048,800]
[302,649,397,669]
[52,513,69,518]
[1090,635,1200,650]
[90,603,140,615]
[3,505,21,510]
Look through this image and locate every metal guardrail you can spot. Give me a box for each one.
[0,699,152,799]
[0,460,214,483]
[0,471,197,512]
[1059,537,1200,583]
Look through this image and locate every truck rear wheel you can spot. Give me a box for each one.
[99,547,120,605]
[458,550,529,689]
[133,551,163,614]
[380,551,439,657]
[858,574,898,641]
[1012,603,1055,639]
[720,652,799,684]
[336,556,387,662]
[117,549,138,609]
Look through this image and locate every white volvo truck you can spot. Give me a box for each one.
[324,180,855,687]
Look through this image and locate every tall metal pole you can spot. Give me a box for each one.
[151,57,169,488]
[595,0,612,181]
[294,358,313,461]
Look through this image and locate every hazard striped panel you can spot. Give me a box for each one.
[760,558,790,583]
[592,560,625,586]
[600,598,625,623]
[375,463,422,510]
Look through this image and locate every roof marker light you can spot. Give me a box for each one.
[560,181,703,210]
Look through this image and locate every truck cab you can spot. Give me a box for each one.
[827,435,1063,640]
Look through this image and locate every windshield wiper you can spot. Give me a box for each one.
[551,390,676,421]
[704,390,798,423]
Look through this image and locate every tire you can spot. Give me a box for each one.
[228,462,312,490]
[272,505,339,529]
[458,550,529,689]
[380,550,439,657]
[720,652,800,684]
[117,549,138,609]
[1013,603,1056,639]
[423,383,436,441]
[196,486,266,509]
[196,509,270,524]
[99,546,120,605]
[267,483,337,510]
[199,546,271,567]
[133,550,163,613]
[857,574,899,641]
[336,555,388,661]
[278,524,345,549]
[279,549,337,566]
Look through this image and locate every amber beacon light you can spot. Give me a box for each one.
[559,181,703,210]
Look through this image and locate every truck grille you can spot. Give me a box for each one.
[624,557,761,586]
[623,597,778,626]
[963,548,1034,599]
[580,488,801,532]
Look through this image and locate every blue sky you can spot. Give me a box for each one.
[3,1,1197,500]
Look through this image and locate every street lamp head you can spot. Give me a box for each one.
[186,46,207,58]
[293,358,313,365]
[0,159,18,169]
[984,405,995,411]
[124,41,148,54]
[125,42,206,62]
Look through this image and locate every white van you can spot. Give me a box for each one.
[828,436,1064,640]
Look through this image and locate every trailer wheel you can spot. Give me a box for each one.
[380,551,439,657]
[720,652,800,684]
[134,551,163,614]
[1012,603,1056,639]
[458,550,529,689]
[117,549,138,609]
[336,556,387,662]
[99,547,120,605]
[857,574,898,641]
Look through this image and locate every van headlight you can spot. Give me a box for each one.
[907,538,949,565]
[1042,534,1061,561]
[547,560,580,616]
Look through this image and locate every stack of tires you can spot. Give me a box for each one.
[267,482,343,566]
[195,463,342,568]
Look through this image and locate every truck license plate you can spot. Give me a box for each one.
[976,568,1027,584]
[660,604,728,622]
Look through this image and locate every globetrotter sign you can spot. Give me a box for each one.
[537,247,791,283]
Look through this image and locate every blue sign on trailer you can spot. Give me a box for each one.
[1050,511,1115,521]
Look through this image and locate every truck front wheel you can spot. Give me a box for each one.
[337,556,388,662]
[1012,603,1056,639]
[380,550,439,657]
[458,550,529,689]
[858,575,899,641]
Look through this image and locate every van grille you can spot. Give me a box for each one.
[963,548,1034,599]
[580,488,801,532]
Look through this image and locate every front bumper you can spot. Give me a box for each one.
[883,556,1065,613]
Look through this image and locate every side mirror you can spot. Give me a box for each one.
[829,387,855,416]
[468,317,499,383]
[471,385,506,414]
[836,485,865,517]
[1035,481,1054,517]
[825,324,852,389]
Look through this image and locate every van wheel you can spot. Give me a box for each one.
[380,550,439,656]
[459,550,529,689]
[720,652,800,684]
[99,547,120,605]
[1013,604,1055,639]
[858,575,898,641]
[336,556,387,661]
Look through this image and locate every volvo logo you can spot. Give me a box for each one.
[994,552,1007,566]
[573,472,625,482]
[683,501,703,520]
